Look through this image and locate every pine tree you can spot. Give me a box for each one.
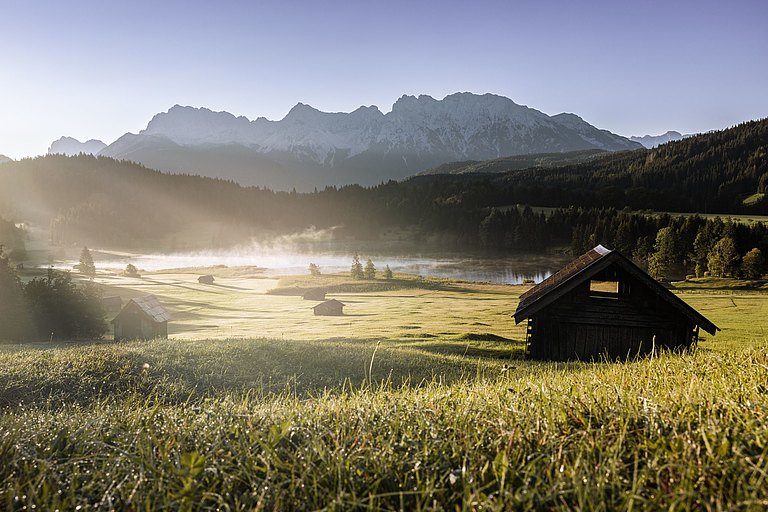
[79,246,96,276]
[708,236,740,277]
[351,253,363,279]
[364,258,376,280]
[648,227,675,281]
[383,265,393,280]
[692,220,724,276]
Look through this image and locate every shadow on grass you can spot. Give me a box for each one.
[209,283,253,291]
[267,279,481,297]
[3,332,675,411]
[458,333,515,342]
[0,336,529,409]
[403,340,526,361]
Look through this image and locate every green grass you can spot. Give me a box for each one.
[66,268,528,343]
[1,277,768,510]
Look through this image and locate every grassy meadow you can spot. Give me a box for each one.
[1,269,768,510]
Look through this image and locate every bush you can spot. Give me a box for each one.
[24,269,107,339]
[0,248,31,341]
[742,248,765,279]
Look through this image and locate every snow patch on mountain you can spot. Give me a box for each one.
[93,92,643,188]
[108,93,640,166]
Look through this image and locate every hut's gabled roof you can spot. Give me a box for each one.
[313,299,345,310]
[513,245,719,335]
[114,295,171,323]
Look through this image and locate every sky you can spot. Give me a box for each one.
[1,0,766,159]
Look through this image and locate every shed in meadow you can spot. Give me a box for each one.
[313,299,345,316]
[513,245,718,360]
[112,295,171,341]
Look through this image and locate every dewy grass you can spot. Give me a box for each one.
[1,278,767,509]
[1,341,768,510]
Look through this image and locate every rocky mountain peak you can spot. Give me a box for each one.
[630,131,686,148]
[90,92,642,189]
[47,136,106,156]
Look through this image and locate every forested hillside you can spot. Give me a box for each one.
[418,149,607,175]
[430,118,768,213]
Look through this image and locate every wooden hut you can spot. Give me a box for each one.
[198,275,215,284]
[313,299,345,316]
[513,245,718,361]
[112,295,171,341]
[302,288,326,301]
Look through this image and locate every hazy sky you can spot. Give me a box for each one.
[1,0,766,159]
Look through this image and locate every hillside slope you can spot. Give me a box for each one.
[417,118,768,213]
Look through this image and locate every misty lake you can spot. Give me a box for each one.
[78,247,569,285]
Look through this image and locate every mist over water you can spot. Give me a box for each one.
[69,245,565,285]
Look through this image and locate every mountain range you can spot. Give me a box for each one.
[54,93,644,189]
[629,131,688,148]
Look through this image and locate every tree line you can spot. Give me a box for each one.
[0,248,106,342]
[0,118,764,254]
[0,119,766,267]
[565,208,768,280]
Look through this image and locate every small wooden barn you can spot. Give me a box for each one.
[112,295,171,341]
[514,245,719,361]
[313,299,345,316]
[302,288,326,301]
[198,275,215,284]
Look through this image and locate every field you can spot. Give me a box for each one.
[80,268,529,343]
[2,269,768,510]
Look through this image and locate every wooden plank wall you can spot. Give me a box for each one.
[528,265,697,361]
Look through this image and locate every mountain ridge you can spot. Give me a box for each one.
[48,136,107,156]
[629,131,689,148]
[88,93,641,189]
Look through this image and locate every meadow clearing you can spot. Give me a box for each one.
[1,268,768,510]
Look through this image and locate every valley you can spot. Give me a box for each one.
[3,1,767,509]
